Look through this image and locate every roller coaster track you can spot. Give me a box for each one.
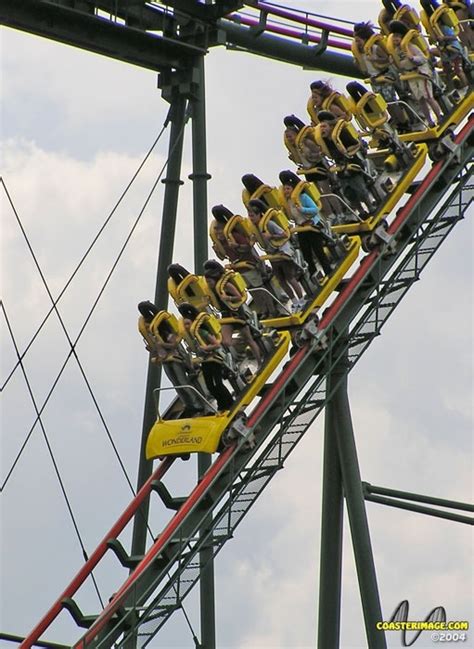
[21,115,473,648]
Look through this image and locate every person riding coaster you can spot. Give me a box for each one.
[137,301,208,418]
[278,169,345,284]
[420,0,472,89]
[246,198,310,312]
[177,302,239,410]
[314,110,387,219]
[306,80,354,125]
[441,0,474,51]
[203,259,273,370]
[386,19,447,127]
[283,115,351,225]
[209,204,285,318]
[352,20,412,131]
[346,80,417,169]
[378,0,422,35]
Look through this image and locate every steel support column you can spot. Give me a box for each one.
[317,368,344,649]
[189,56,216,649]
[332,363,386,649]
[131,92,188,561]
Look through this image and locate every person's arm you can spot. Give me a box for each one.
[407,43,426,66]
[373,44,390,68]
[264,220,286,243]
[160,333,179,350]
[223,281,243,303]
[300,193,321,224]
[200,330,221,353]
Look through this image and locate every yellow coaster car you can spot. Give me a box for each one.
[261,234,361,329]
[398,90,474,143]
[145,330,291,459]
[331,143,428,236]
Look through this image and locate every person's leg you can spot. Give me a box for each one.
[283,261,304,299]
[163,362,202,411]
[206,361,233,410]
[220,323,234,349]
[298,231,316,276]
[272,262,295,300]
[241,325,262,364]
[309,231,333,275]
[242,268,274,316]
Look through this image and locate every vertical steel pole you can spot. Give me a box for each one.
[190,57,211,275]
[317,368,344,649]
[333,367,386,649]
[130,93,188,560]
[189,56,216,649]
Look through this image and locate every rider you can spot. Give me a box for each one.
[203,260,263,365]
[178,302,234,412]
[210,204,277,318]
[388,19,443,126]
[279,170,335,281]
[247,198,306,310]
[138,300,205,417]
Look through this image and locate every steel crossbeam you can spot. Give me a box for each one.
[1,0,360,74]
[71,123,473,648]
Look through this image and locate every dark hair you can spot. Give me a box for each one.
[203,259,225,279]
[310,81,332,97]
[211,204,234,223]
[138,300,159,322]
[248,199,268,215]
[317,110,337,123]
[353,21,375,40]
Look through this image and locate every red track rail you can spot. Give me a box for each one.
[20,458,175,649]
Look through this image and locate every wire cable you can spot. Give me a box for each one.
[1,301,105,609]
[2,105,199,638]
[1,179,138,497]
[1,119,168,392]
[1,110,188,504]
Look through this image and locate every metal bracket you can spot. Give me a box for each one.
[294,317,328,351]
[107,538,144,568]
[311,27,329,56]
[61,598,97,629]
[226,414,255,449]
[152,481,187,511]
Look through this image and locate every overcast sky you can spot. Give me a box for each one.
[1,1,473,648]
